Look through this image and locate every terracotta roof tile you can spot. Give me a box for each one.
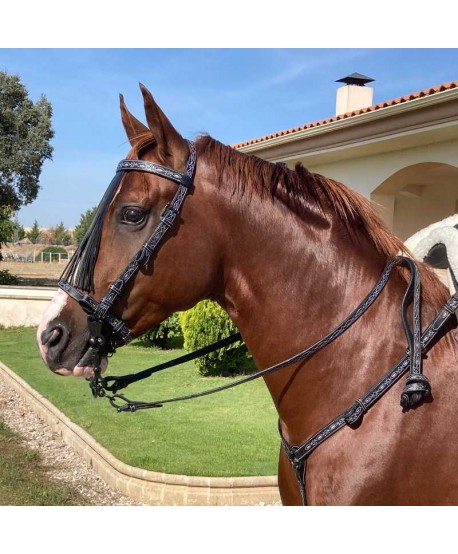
[233,80,458,149]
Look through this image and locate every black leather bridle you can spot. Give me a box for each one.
[56,140,458,505]
[58,140,196,348]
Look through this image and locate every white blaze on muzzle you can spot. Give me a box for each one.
[37,289,69,362]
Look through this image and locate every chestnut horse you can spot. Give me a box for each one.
[37,84,458,505]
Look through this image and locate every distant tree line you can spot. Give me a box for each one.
[6,219,74,245]
[7,205,98,247]
[74,207,96,244]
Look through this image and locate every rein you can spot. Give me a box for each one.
[92,256,424,412]
[57,140,458,506]
[87,253,458,505]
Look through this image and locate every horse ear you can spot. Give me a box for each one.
[119,94,149,147]
[139,83,187,166]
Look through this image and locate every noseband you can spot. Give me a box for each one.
[58,140,196,347]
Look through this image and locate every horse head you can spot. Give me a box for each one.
[37,85,223,377]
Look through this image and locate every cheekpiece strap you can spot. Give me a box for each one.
[89,141,196,327]
[58,140,196,343]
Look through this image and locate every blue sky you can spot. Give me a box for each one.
[2,48,457,228]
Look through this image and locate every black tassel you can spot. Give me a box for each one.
[61,172,123,292]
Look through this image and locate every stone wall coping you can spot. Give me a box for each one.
[0,285,56,300]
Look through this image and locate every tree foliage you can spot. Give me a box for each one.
[0,207,15,247]
[11,217,25,242]
[26,220,41,244]
[74,207,97,245]
[0,209,25,251]
[52,221,72,245]
[0,71,54,212]
[0,269,19,285]
[137,313,183,349]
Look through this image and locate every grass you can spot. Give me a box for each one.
[0,419,91,505]
[0,327,279,477]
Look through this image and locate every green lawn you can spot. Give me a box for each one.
[0,327,279,477]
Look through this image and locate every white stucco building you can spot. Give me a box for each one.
[234,78,458,240]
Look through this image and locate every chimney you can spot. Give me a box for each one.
[335,72,375,116]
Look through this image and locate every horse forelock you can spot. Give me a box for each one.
[61,171,125,292]
[61,133,159,293]
[128,132,157,158]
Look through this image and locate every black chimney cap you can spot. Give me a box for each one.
[336,72,375,86]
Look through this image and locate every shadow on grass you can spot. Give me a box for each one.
[16,276,59,287]
[0,419,91,506]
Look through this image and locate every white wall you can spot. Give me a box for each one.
[0,286,55,327]
[393,181,458,240]
[306,139,458,239]
[307,139,458,199]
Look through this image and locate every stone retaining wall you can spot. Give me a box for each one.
[0,286,55,327]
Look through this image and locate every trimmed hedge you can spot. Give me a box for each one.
[35,245,67,262]
[0,269,19,285]
[136,313,182,349]
[179,300,254,377]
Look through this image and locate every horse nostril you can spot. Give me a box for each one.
[41,325,64,349]
[48,328,62,347]
[41,323,70,364]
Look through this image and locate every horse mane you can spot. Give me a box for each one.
[196,135,447,308]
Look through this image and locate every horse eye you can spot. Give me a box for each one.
[122,207,145,225]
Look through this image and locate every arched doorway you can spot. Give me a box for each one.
[371,162,458,240]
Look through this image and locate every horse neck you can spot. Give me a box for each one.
[211,179,414,442]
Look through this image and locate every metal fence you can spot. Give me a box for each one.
[0,250,74,263]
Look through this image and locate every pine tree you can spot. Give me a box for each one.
[53,222,71,246]
[27,220,41,244]
[74,207,97,245]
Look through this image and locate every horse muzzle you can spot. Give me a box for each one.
[38,321,109,378]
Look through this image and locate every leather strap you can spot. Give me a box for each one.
[279,288,458,504]
[116,159,193,188]
[101,258,402,412]
[58,141,196,343]
[58,281,132,343]
[398,257,431,408]
[102,332,243,393]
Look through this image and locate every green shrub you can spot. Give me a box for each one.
[35,246,67,262]
[179,300,254,377]
[0,269,19,285]
[136,313,182,349]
